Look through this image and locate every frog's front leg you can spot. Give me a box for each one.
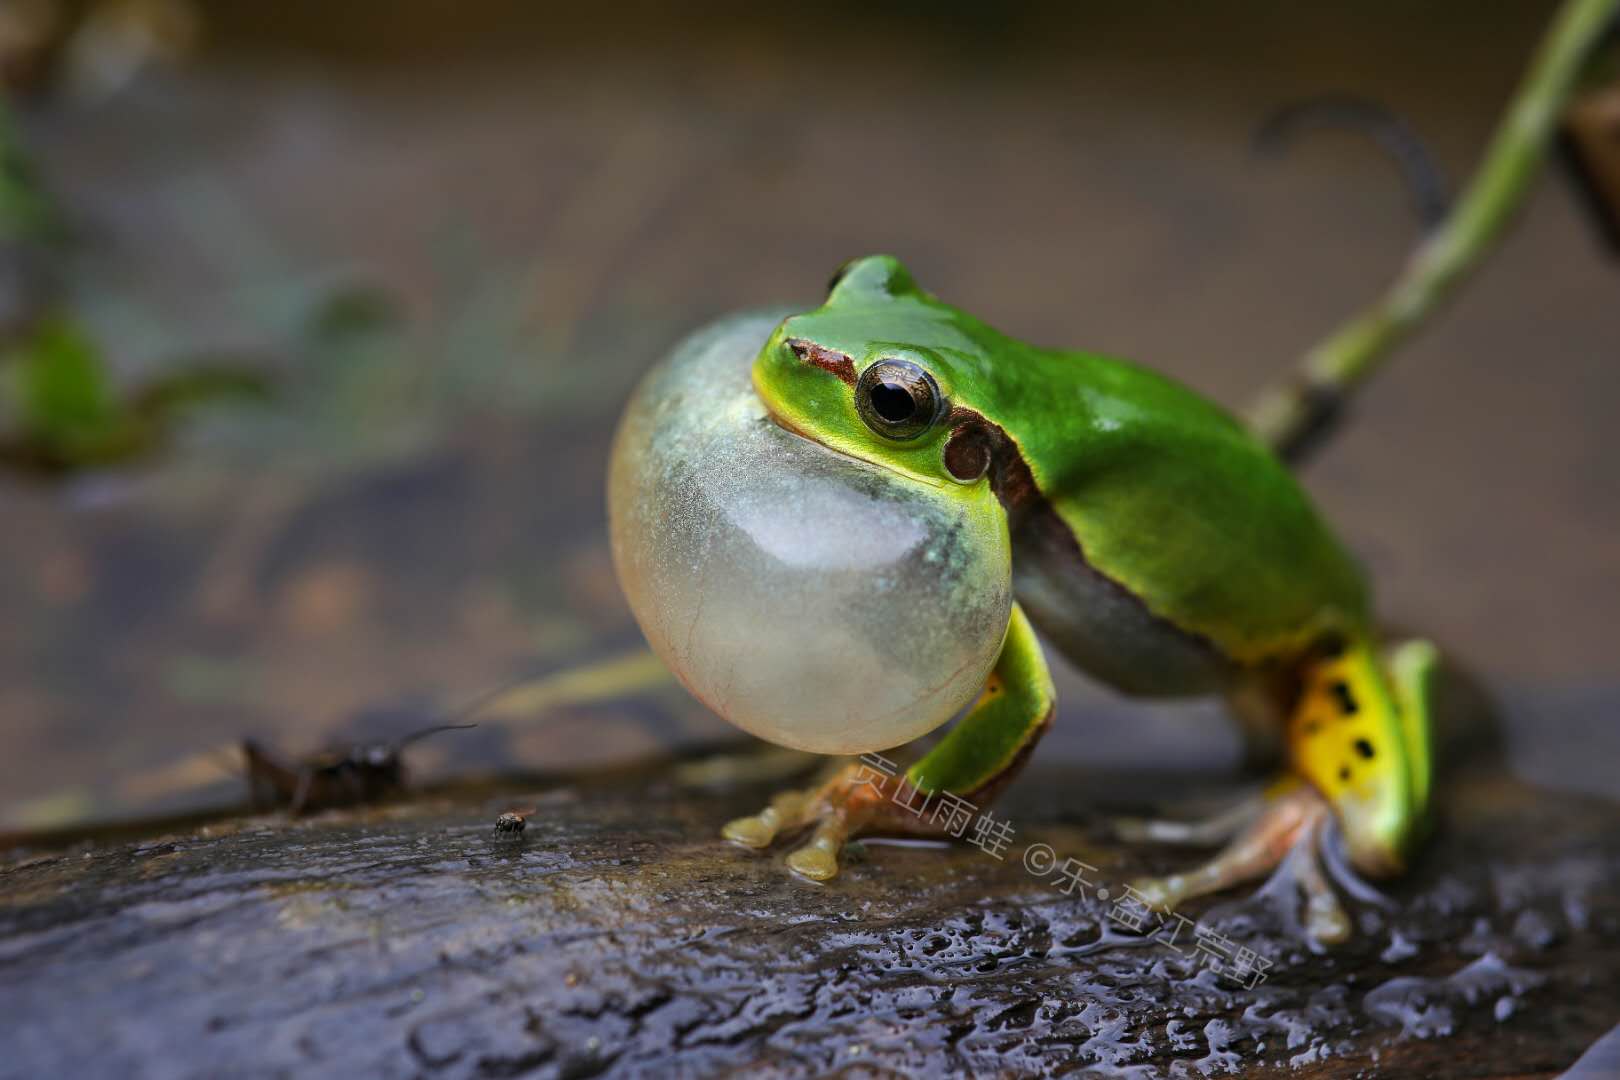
[722,603,1056,881]
[1131,635,1437,944]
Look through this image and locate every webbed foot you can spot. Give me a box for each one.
[722,761,938,881]
[1127,782,1353,946]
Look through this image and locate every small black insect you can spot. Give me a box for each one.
[493,807,536,835]
[243,722,476,816]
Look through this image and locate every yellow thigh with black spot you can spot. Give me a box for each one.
[1287,636,1437,875]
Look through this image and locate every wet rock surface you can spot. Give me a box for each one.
[3,758,1617,1078]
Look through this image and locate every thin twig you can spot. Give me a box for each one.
[1248,0,1620,462]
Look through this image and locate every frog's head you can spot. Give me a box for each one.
[607,272,1016,756]
[753,255,1010,499]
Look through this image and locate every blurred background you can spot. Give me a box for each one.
[1,0,1615,830]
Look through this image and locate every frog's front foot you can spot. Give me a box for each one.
[722,762,937,881]
[1127,782,1353,946]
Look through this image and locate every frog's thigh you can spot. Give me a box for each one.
[1288,636,1436,876]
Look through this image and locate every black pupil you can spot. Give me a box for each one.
[870,381,916,423]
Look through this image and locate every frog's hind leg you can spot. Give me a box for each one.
[1130,779,1352,943]
[1130,635,1436,944]
[722,603,1056,881]
[1288,635,1435,877]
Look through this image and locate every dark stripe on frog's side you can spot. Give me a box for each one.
[945,405,1237,696]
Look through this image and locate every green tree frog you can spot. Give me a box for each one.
[609,255,1437,944]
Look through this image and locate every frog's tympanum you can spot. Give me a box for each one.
[609,256,1436,943]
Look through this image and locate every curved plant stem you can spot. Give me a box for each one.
[1249,0,1620,461]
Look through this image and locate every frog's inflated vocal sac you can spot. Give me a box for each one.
[612,255,1436,944]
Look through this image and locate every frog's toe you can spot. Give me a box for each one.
[1128,783,1354,947]
[1127,785,1320,903]
[723,761,928,880]
[1126,873,1182,911]
[721,814,778,849]
[1286,815,1354,944]
[782,790,895,882]
[1299,864,1352,944]
[1111,792,1264,847]
[785,820,847,881]
[722,789,813,849]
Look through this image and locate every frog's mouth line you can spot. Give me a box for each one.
[760,406,945,490]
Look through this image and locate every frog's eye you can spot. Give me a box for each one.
[855,359,942,441]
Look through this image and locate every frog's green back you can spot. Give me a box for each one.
[787,256,1370,660]
[1023,345,1370,660]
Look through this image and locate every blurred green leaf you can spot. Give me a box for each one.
[0,314,272,474]
[9,314,119,451]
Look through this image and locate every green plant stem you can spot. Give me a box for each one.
[1249,0,1620,459]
